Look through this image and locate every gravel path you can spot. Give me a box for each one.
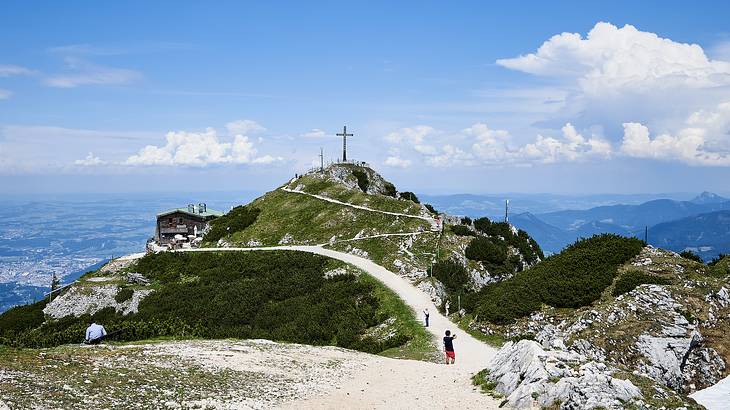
[182,245,501,408]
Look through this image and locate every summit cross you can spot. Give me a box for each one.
[336,125,353,162]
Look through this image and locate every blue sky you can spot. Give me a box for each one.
[2,1,730,195]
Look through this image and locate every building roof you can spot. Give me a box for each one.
[157,207,224,218]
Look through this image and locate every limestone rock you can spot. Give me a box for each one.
[487,340,642,409]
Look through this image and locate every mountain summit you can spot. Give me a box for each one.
[690,191,729,205]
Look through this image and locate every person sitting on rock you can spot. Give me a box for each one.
[84,320,107,345]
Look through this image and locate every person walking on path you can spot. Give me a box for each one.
[445,301,450,316]
[423,308,430,327]
[443,330,457,365]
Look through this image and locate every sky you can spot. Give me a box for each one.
[2,1,730,195]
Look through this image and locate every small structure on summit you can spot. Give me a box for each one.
[154,203,223,247]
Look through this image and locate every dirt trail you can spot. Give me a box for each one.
[183,245,501,408]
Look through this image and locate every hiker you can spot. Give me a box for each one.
[423,308,430,327]
[445,301,450,316]
[84,320,107,345]
[443,330,457,365]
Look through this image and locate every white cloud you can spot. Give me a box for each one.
[124,127,281,167]
[497,22,730,94]
[384,122,612,168]
[384,125,441,157]
[301,128,327,138]
[0,89,11,99]
[620,102,730,166]
[225,119,266,135]
[74,152,105,166]
[0,64,33,77]
[384,156,412,168]
[426,144,473,167]
[44,57,141,88]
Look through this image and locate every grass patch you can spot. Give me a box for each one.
[455,313,505,347]
[472,369,502,398]
[359,273,438,361]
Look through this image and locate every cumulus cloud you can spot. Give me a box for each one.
[620,102,730,166]
[74,152,105,166]
[44,57,141,88]
[124,127,282,167]
[225,119,266,135]
[497,22,730,94]
[384,156,412,168]
[0,64,34,77]
[301,128,327,138]
[385,125,439,156]
[385,122,612,168]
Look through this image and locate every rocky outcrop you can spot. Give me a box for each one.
[487,340,642,409]
[319,163,393,196]
[43,284,153,319]
[416,278,446,306]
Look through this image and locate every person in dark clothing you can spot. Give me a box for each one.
[443,329,457,364]
[423,308,430,327]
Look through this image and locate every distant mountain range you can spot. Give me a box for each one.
[426,192,730,261]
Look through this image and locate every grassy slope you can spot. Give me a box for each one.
[226,189,428,246]
[293,170,423,216]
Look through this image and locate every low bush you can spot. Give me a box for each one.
[429,260,470,293]
[467,234,644,324]
[114,287,134,303]
[612,271,672,297]
[424,203,438,214]
[0,252,388,351]
[352,169,370,192]
[679,250,703,263]
[399,192,420,204]
[450,225,476,237]
[460,216,472,225]
[709,253,728,266]
[472,217,543,265]
[465,237,507,265]
[204,206,260,243]
[383,182,397,198]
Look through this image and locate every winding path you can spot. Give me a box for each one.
[183,245,498,371]
[281,187,439,230]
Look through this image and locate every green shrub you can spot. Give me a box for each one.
[115,287,134,303]
[352,169,369,192]
[679,250,703,263]
[472,217,543,265]
[429,260,470,292]
[709,253,727,266]
[204,206,260,243]
[450,225,476,237]
[612,271,672,297]
[424,203,438,214]
[0,252,390,352]
[465,237,507,265]
[0,299,47,335]
[461,217,472,225]
[383,182,397,197]
[468,234,644,324]
[399,191,420,204]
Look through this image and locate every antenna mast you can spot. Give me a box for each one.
[319,147,324,171]
[505,199,509,223]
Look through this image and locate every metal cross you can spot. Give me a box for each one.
[336,125,353,162]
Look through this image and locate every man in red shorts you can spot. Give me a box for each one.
[443,330,457,364]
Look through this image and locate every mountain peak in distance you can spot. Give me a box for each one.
[690,191,729,204]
